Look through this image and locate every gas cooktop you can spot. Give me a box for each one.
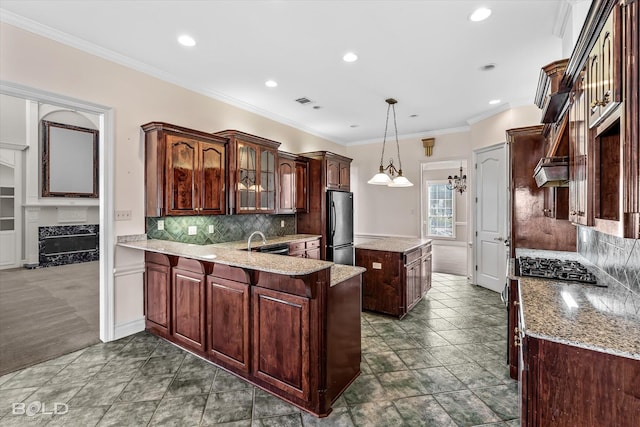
[516,256,603,286]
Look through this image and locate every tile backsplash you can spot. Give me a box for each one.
[577,226,639,295]
[146,214,296,245]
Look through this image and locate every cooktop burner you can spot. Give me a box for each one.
[516,257,601,285]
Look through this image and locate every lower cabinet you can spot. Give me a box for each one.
[357,242,432,318]
[206,265,250,373]
[171,257,209,352]
[252,286,310,401]
[288,238,320,259]
[142,253,357,417]
[144,252,174,336]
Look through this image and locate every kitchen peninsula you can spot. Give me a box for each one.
[118,237,365,417]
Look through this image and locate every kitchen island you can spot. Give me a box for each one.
[118,237,365,418]
[508,249,640,426]
[355,237,432,318]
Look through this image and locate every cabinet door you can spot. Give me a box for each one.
[252,287,310,401]
[326,159,340,190]
[587,49,601,127]
[145,261,171,335]
[207,276,250,373]
[295,161,309,213]
[166,135,198,215]
[237,142,258,212]
[339,161,350,190]
[421,252,432,295]
[199,142,225,214]
[508,279,520,380]
[569,74,592,225]
[172,268,206,352]
[405,260,421,312]
[278,158,295,213]
[260,149,276,212]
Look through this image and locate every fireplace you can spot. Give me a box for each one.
[38,224,99,267]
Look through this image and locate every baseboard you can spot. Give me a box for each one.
[114,317,145,340]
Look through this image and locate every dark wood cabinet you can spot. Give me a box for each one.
[142,122,227,217]
[206,264,250,373]
[171,257,209,352]
[289,238,321,259]
[587,6,621,129]
[506,126,576,255]
[252,286,311,401]
[507,279,520,380]
[357,241,432,319]
[295,159,309,213]
[144,252,175,337]
[568,72,593,225]
[297,151,353,260]
[277,152,297,214]
[213,130,281,215]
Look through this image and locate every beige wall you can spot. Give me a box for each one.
[0,22,344,332]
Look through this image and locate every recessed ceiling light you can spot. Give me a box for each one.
[343,52,358,63]
[265,80,278,88]
[489,99,501,105]
[177,34,196,47]
[470,7,492,22]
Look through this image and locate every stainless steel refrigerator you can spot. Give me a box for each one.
[326,191,354,265]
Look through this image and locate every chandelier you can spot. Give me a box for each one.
[367,98,413,187]
[447,165,467,194]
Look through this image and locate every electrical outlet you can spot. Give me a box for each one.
[115,210,132,221]
[188,226,197,236]
[372,262,382,270]
[157,220,164,231]
[208,224,214,234]
[281,220,285,228]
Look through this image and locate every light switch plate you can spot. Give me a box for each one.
[372,262,382,270]
[281,220,285,228]
[188,226,197,235]
[208,224,214,234]
[157,220,164,230]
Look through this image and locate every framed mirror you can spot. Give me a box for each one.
[42,120,99,198]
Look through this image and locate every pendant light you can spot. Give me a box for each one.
[367,98,413,187]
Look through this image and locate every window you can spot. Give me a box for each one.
[426,181,455,238]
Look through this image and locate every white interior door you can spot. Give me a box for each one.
[474,144,507,293]
[0,148,22,269]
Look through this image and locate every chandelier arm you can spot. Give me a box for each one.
[392,103,402,172]
[379,103,391,168]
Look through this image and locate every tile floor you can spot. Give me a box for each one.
[0,273,519,426]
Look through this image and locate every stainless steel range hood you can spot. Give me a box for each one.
[533,156,569,187]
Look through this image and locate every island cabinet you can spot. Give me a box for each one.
[142,122,227,217]
[206,264,251,373]
[171,257,210,353]
[213,130,281,214]
[356,239,432,319]
[139,248,363,418]
[144,252,176,337]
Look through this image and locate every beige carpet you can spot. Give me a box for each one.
[0,261,100,376]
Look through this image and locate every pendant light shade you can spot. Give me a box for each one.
[368,98,413,187]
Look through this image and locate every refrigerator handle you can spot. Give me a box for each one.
[331,201,336,237]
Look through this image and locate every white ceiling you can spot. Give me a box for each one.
[0,1,568,145]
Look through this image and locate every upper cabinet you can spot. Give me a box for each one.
[587,6,621,128]
[277,152,296,214]
[301,151,352,192]
[295,158,309,213]
[535,0,639,239]
[214,130,281,214]
[142,122,227,217]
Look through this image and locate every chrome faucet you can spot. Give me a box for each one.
[247,231,267,251]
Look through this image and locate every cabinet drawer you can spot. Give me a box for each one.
[306,239,320,249]
[404,249,422,265]
[421,245,432,257]
[289,242,306,252]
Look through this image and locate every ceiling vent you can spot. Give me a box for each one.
[295,97,312,105]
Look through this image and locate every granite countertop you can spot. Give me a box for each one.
[510,249,640,360]
[117,234,365,285]
[355,237,432,253]
[211,234,321,250]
